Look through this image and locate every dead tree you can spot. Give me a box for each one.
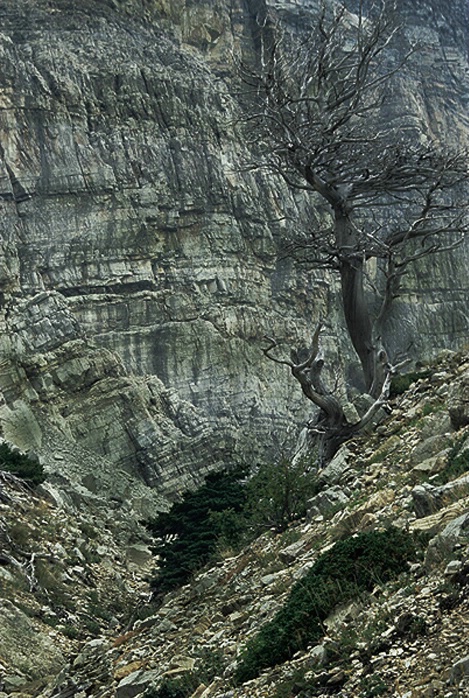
[241,0,469,405]
[263,323,398,464]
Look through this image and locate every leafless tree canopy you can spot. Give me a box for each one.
[240,0,469,462]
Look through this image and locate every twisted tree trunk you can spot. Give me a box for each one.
[340,259,375,389]
[264,326,393,466]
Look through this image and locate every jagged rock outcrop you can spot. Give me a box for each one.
[0,0,467,498]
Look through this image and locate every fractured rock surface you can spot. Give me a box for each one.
[0,0,467,496]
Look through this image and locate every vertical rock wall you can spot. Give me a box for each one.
[0,0,467,501]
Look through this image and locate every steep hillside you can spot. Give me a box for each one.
[0,349,468,697]
[0,0,467,499]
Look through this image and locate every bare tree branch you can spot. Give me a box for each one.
[242,0,468,463]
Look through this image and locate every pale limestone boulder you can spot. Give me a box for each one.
[425,511,469,567]
[319,445,352,486]
[412,475,469,518]
[116,669,161,698]
[308,485,350,517]
[0,600,65,682]
[450,655,469,684]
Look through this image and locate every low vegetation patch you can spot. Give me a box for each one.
[244,457,322,533]
[0,443,45,486]
[234,528,417,684]
[389,369,431,398]
[146,461,321,596]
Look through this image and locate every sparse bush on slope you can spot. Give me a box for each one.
[245,457,322,532]
[146,459,322,595]
[235,528,417,684]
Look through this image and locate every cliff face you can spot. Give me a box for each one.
[0,0,467,501]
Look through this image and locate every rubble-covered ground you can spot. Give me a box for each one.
[1,349,469,698]
[0,472,155,696]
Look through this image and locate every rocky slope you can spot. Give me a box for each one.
[0,0,467,500]
[0,349,468,697]
[0,467,155,695]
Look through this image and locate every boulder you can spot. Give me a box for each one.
[410,450,450,481]
[319,446,352,486]
[116,669,161,698]
[425,512,469,567]
[412,475,469,518]
[448,369,469,429]
[308,644,328,667]
[308,486,349,517]
[412,483,443,518]
[279,539,307,564]
[450,655,469,684]
[0,600,65,682]
[410,434,453,465]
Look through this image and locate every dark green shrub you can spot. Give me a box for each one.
[389,370,431,398]
[84,619,101,636]
[193,647,225,684]
[146,459,322,596]
[146,468,247,594]
[0,443,45,486]
[62,624,79,640]
[245,458,321,532]
[235,528,416,684]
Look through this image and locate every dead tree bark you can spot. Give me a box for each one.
[264,323,395,464]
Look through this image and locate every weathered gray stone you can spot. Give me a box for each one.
[450,655,469,684]
[308,485,350,517]
[279,539,307,564]
[308,644,328,668]
[116,669,161,698]
[412,483,443,518]
[193,570,222,595]
[412,476,469,518]
[0,0,466,503]
[425,512,469,567]
[444,560,463,576]
[0,600,65,681]
[410,451,450,481]
[126,544,152,567]
[73,639,111,668]
[319,446,352,486]
[410,434,453,466]
[448,368,469,429]
[418,412,453,439]
[260,572,283,586]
